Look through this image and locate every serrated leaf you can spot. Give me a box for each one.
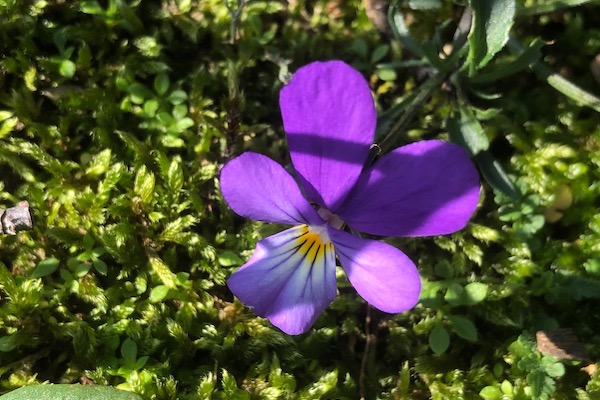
[447,107,489,156]
[449,315,478,341]
[148,256,178,288]
[429,324,450,355]
[167,159,183,194]
[542,358,565,378]
[85,149,112,177]
[134,165,155,206]
[527,369,555,400]
[31,258,60,278]
[467,0,516,71]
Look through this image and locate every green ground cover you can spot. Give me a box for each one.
[1,0,600,398]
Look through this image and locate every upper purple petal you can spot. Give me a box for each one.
[280,60,376,211]
[228,225,337,335]
[328,227,421,313]
[337,140,480,237]
[220,152,322,226]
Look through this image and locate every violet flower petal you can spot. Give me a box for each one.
[228,225,337,335]
[221,152,322,226]
[328,227,421,313]
[337,140,480,237]
[280,60,376,211]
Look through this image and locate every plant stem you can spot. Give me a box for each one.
[359,305,374,400]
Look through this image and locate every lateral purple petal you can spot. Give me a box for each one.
[337,140,480,237]
[221,152,322,226]
[328,227,421,313]
[228,225,337,335]
[280,60,376,211]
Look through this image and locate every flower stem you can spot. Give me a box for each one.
[359,304,374,400]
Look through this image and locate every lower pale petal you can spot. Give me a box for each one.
[221,152,322,226]
[328,227,421,313]
[228,225,337,335]
[337,140,480,237]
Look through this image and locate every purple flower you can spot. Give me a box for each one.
[220,60,480,335]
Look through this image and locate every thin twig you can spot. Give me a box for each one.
[224,0,246,45]
[359,304,373,400]
[0,201,33,235]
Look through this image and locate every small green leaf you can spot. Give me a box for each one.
[463,282,488,305]
[149,285,170,303]
[167,90,188,105]
[475,151,519,199]
[444,282,464,305]
[31,258,60,278]
[75,263,91,277]
[429,324,450,355]
[135,355,149,370]
[59,59,76,78]
[351,38,368,59]
[0,334,19,352]
[479,385,503,400]
[218,251,244,267]
[447,107,490,156]
[93,259,108,276]
[469,38,545,84]
[449,315,478,341]
[543,358,565,378]
[143,99,159,117]
[370,45,389,64]
[128,83,153,104]
[172,104,188,120]
[376,68,397,81]
[121,338,137,363]
[467,0,516,71]
[154,73,170,95]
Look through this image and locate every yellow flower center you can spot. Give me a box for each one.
[296,225,333,265]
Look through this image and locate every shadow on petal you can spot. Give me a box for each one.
[337,140,481,237]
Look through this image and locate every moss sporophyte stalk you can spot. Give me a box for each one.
[220,61,480,335]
